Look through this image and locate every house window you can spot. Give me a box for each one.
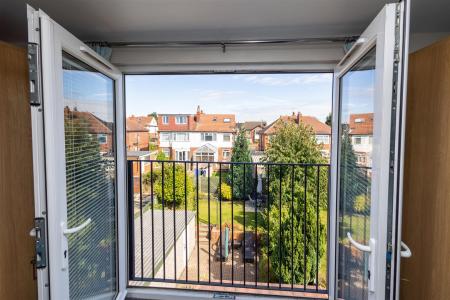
[176,150,189,161]
[224,118,231,123]
[160,132,171,141]
[254,133,260,140]
[223,133,231,142]
[316,135,330,144]
[97,134,107,144]
[354,136,362,144]
[195,151,215,162]
[195,144,216,162]
[174,132,189,141]
[201,133,217,141]
[222,150,231,159]
[162,115,169,124]
[355,118,364,123]
[175,115,187,124]
[162,148,171,158]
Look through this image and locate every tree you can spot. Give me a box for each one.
[260,121,327,285]
[227,129,253,199]
[143,163,194,207]
[65,115,116,297]
[156,150,168,161]
[339,127,370,213]
[325,112,332,126]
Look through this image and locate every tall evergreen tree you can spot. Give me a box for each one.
[227,129,253,199]
[339,126,370,213]
[325,112,332,126]
[261,121,327,285]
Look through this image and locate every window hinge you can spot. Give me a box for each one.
[29,217,47,269]
[27,43,42,106]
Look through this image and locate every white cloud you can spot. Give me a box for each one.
[233,74,332,86]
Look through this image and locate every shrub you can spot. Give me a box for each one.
[143,163,193,207]
[219,182,232,200]
[353,194,368,214]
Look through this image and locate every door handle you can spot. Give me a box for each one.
[347,232,376,292]
[60,218,91,271]
[62,218,91,236]
[347,232,372,252]
[400,241,412,258]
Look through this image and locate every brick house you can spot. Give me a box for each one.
[64,107,113,154]
[259,112,331,157]
[348,113,373,167]
[126,115,159,151]
[158,106,236,162]
[237,121,267,150]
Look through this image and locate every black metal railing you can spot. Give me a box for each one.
[128,159,330,296]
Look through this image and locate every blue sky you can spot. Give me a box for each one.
[125,73,334,123]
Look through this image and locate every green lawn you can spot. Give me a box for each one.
[197,199,262,230]
[341,213,370,243]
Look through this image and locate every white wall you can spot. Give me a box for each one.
[409,32,450,53]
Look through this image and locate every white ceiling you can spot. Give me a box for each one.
[1,0,449,45]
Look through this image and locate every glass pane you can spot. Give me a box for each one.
[63,52,117,299]
[337,47,376,300]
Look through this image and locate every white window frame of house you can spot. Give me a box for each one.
[175,115,188,124]
[176,150,189,161]
[223,133,231,142]
[201,132,217,142]
[162,115,169,124]
[354,135,363,144]
[98,133,108,145]
[160,132,172,141]
[223,118,231,123]
[28,2,410,300]
[28,5,126,300]
[222,149,231,159]
[174,132,189,141]
[316,134,330,144]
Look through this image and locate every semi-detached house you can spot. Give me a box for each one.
[158,106,236,162]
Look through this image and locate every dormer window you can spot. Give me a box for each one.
[355,118,364,123]
[175,115,187,124]
[224,118,231,123]
[162,115,169,124]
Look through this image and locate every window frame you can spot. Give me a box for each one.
[201,132,217,142]
[175,115,188,124]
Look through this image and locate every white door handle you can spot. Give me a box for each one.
[347,232,376,292]
[60,218,91,271]
[400,241,412,258]
[347,232,372,252]
[62,218,91,236]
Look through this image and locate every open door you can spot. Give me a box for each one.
[330,2,410,300]
[27,6,126,300]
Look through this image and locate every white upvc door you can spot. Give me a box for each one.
[329,2,410,300]
[28,6,127,300]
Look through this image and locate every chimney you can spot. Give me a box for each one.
[196,105,203,121]
[296,112,302,124]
